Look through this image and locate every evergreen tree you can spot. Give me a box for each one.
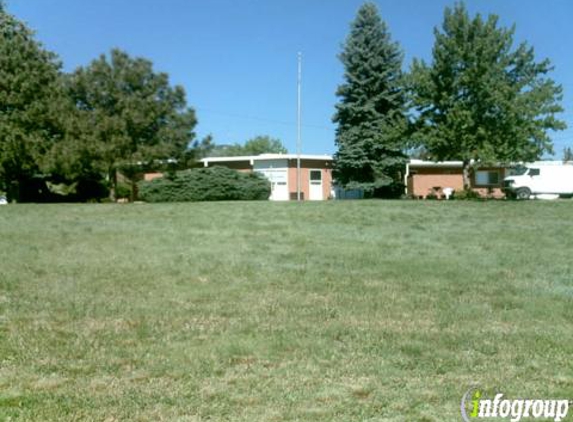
[564,147,573,162]
[333,2,407,195]
[0,4,66,200]
[410,3,566,189]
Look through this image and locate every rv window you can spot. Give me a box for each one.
[528,168,540,176]
[508,166,528,176]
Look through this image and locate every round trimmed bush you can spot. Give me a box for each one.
[138,166,271,202]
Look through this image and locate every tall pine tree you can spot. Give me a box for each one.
[333,2,407,196]
[410,3,565,189]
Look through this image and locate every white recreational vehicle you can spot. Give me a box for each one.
[503,162,573,199]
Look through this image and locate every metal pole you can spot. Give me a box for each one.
[296,52,302,201]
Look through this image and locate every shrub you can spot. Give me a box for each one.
[452,189,482,200]
[138,166,271,202]
[115,181,132,199]
[75,178,109,202]
[373,182,405,199]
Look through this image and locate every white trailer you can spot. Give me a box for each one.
[503,162,573,199]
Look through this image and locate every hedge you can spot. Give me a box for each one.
[138,166,271,202]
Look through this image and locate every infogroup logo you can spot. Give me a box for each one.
[461,387,570,422]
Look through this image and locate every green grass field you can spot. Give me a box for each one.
[1,201,572,421]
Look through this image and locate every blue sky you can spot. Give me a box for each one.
[7,0,573,157]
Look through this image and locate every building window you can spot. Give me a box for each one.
[310,170,322,181]
[475,170,500,186]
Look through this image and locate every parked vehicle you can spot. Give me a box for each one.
[0,195,7,205]
[503,163,573,199]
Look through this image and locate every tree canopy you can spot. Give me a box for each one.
[242,136,287,155]
[0,5,66,200]
[410,3,565,188]
[1,1,569,201]
[208,135,287,157]
[333,2,408,195]
[65,49,197,200]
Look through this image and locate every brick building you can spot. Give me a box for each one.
[200,154,333,201]
[406,160,507,199]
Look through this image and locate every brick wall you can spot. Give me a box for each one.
[408,166,506,198]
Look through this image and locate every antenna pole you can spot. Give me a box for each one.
[296,52,302,201]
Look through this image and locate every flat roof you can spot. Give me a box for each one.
[408,159,464,168]
[408,159,570,168]
[201,153,333,164]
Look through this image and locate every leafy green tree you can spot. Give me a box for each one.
[0,4,66,201]
[207,144,244,157]
[190,135,215,160]
[158,134,215,178]
[66,49,197,201]
[563,147,573,162]
[242,135,287,155]
[207,135,287,157]
[410,3,566,189]
[333,2,408,195]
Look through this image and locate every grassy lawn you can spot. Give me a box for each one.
[1,201,572,421]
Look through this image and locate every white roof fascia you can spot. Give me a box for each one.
[408,159,464,168]
[408,159,572,168]
[201,154,333,165]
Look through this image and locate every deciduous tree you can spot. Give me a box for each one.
[207,135,287,157]
[0,4,66,200]
[67,49,197,200]
[410,3,565,189]
[242,135,287,155]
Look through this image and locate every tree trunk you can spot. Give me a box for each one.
[108,168,117,202]
[7,179,19,203]
[462,160,472,191]
[130,179,137,202]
